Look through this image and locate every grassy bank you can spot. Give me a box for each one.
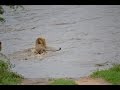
[0,59,23,85]
[50,78,77,85]
[91,64,120,85]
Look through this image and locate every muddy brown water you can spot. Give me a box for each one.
[0,5,120,78]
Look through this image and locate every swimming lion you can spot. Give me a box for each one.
[35,37,61,54]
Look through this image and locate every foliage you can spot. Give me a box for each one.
[0,5,24,22]
[0,59,23,85]
[91,64,120,85]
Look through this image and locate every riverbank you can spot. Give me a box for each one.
[22,64,120,85]
[0,56,118,85]
[0,58,23,85]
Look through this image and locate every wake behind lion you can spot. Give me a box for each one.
[8,37,61,61]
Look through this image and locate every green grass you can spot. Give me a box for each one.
[50,78,77,85]
[0,59,23,85]
[91,64,120,85]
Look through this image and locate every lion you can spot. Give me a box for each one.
[35,37,61,54]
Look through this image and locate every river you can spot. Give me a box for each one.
[0,5,120,78]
